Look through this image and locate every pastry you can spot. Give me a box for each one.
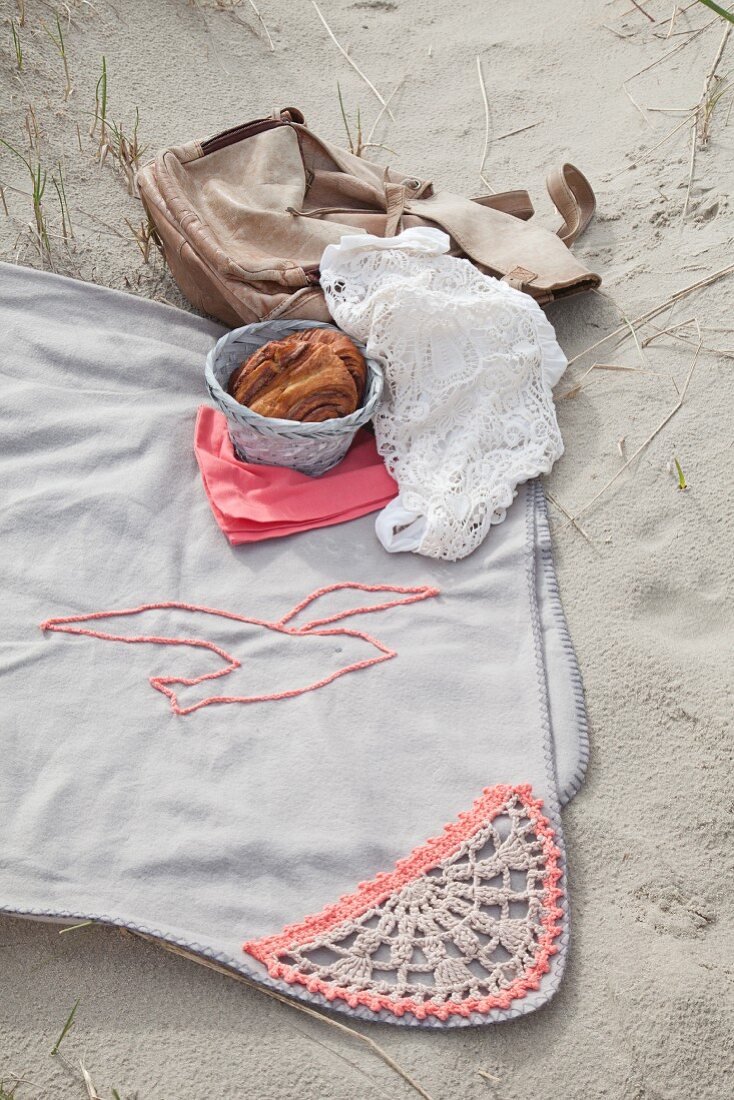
[297,327,367,395]
[227,329,367,422]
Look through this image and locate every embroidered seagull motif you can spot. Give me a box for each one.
[40,582,439,715]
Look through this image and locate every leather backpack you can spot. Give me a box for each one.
[138,107,600,328]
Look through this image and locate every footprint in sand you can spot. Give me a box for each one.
[632,881,716,939]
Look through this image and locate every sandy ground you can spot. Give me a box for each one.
[1,1,733,1097]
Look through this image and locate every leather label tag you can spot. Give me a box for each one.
[503,266,538,289]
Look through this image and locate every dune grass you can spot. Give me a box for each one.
[0,136,51,260]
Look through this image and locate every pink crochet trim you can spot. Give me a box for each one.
[243,784,564,1020]
[39,583,439,716]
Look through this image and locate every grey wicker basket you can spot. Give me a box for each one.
[205,320,383,477]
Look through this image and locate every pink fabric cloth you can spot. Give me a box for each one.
[194,406,398,545]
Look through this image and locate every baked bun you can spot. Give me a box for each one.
[227,330,367,422]
[297,328,367,395]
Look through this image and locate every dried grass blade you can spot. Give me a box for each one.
[58,920,93,935]
[641,316,697,345]
[311,1,394,120]
[682,21,731,217]
[476,56,494,192]
[546,491,601,552]
[568,335,703,523]
[365,76,405,144]
[133,934,436,1100]
[496,121,539,140]
[623,82,651,123]
[291,1025,395,1100]
[565,263,734,367]
[79,1061,103,1100]
[247,0,275,51]
[630,0,656,20]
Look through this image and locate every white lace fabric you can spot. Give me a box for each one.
[321,228,568,561]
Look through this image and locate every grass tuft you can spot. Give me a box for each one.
[336,84,396,159]
[89,59,146,194]
[125,215,162,262]
[700,74,733,144]
[0,134,51,261]
[106,108,146,195]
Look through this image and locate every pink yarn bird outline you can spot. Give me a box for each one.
[40,582,439,716]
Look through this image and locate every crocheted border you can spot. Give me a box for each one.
[243,783,564,1021]
[39,583,439,716]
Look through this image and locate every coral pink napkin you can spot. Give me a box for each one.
[194,406,397,545]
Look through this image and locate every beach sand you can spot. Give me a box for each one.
[1,1,732,1097]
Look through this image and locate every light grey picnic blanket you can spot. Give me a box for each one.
[0,262,588,1028]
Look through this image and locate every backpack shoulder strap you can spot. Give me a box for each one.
[546,163,596,246]
[470,190,534,221]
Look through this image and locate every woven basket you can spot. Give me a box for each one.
[205,320,383,477]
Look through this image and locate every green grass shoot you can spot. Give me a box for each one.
[673,457,687,491]
[0,136,51,256]
[50,997,80,1056]
[91,55,108,148]
[696,0,734,22]
[337,82,355,154]
[43,14,73,99]
[10,20,23,71]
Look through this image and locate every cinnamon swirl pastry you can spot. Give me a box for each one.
[227,330,367,422]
